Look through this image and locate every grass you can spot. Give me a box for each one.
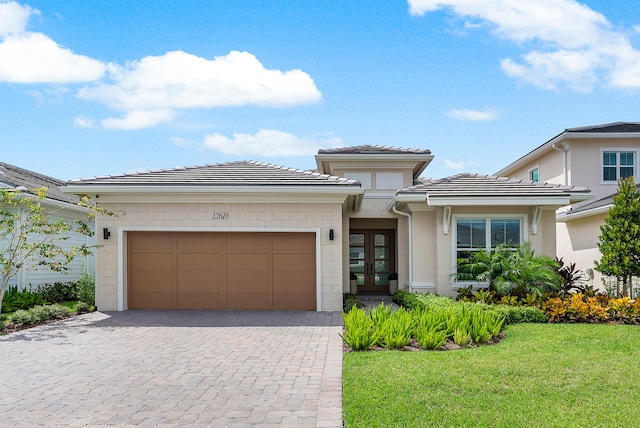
[343,323,640,427]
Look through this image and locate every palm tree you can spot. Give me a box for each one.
[455,242,561,298]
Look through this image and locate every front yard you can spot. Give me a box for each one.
[343,323,640,427]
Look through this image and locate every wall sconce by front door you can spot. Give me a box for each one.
[103,227,111,240]
[329,229,334,241]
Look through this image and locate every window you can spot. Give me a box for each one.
[529,167,539,182]
[602,151,635,182]
[455,217,522,274]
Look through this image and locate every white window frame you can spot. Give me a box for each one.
[600,148,639,185]
[528,165,539,182]
[451,214,527,288]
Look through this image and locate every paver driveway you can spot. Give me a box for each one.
[0,310,343,427]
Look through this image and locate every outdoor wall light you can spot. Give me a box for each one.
[329,229,334,241]
[103,227,111,240]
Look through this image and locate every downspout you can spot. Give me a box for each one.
[552,141,570,186]
[392,204,412,291]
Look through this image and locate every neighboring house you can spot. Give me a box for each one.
[0,162,95,290]
[495,122,640,289]
[63,146,589,312]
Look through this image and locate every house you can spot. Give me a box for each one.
[0,162,95,290]
[63,145,590,312]
[495,122,640,289]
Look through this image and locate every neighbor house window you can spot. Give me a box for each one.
[455,217,522,273]
[602,151,635,182]
[529,167,539,182]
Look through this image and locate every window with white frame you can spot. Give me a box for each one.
[529,167,539,182]
[455,217,523,275]
[602,151,635,182]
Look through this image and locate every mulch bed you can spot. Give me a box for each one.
[1,313,78,335]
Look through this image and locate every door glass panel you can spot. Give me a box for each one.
[349,234,364,246]
[374,234,388,246]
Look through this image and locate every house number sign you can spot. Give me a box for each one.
[211,212,230,220]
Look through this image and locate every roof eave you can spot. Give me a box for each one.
[62,184,365,196]
[557,204,611,222]
[425,195,573,206]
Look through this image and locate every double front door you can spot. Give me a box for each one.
[349,230,395,292]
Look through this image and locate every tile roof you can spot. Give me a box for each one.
[566,122,640,133]
[398,173,590,196]
[565,183,640,215]
[0,162,78,203]
[68,160,360,187]
[317,145,431,155]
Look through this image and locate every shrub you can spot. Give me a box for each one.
[10,309,33,325]
[415,326,448,350]
[36,281,78,303]
[76,267,95,306]
[343,293,362,313]
[340,308,379,351]
[8,304,72,327]
[1,286,48,313]
[75,301,91,314]
[485,304,548,324]
[378,308,413,349]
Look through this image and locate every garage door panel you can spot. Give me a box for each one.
[227,233,269,252]
[272,233,315,253]
[128,232,316,310]
[226,292,270,310]
[273,271,316,293]
[272,253,315,271]
[130,292,175,309]
[227,253,269,270]
[226,270,269,292]
[130,253,175,270]
[272,292,315,310]
[130,270,174,292]
[177,272,220,292]
[129,232,175,252]
[178,254,220,271]
[177,233,222,253]
[177,292,221,309]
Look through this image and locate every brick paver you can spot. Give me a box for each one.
[0,310,343,427]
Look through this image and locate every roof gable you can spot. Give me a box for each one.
[67,160,360,187]
[495,122,640,177]
[397,173,590,206]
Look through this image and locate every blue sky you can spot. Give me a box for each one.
[2,0,640,181]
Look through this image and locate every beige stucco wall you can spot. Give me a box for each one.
[506,149,565,185]
[557,213,607,291]
[95,202,344,312]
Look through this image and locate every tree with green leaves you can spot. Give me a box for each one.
[0,187,108,314]
[595,176,640,298]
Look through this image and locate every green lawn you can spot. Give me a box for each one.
[343,323,640,427]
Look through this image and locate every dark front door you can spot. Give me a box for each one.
[349,230,395,292]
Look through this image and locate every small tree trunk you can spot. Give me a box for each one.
[0,276,9,315]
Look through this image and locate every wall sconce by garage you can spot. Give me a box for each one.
[329,229,335,241]
[103,228,111,240]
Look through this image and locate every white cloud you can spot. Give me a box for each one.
[443,159,480,170]
[201,129,342,157]
[76,50,322,129]
[0,32,106,83]
[0,1,33,36]
[445,108,498,121]
[408,0,640,91]
[100,109,175,130]
[73,115,95,128]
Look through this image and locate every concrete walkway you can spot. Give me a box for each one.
[0,310,343,427]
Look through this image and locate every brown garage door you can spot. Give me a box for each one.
[127,232,316,310]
